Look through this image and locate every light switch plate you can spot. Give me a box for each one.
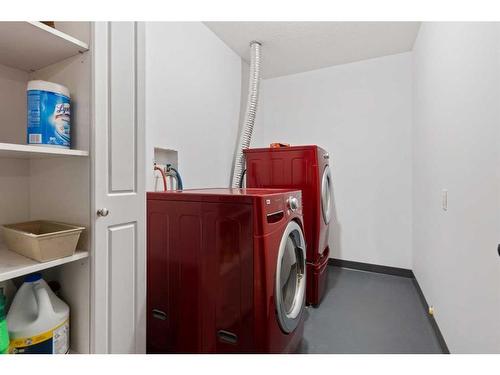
[442,189,448,211]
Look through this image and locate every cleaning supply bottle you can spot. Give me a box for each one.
[0,290,9,354]
[7,273,70,354]
[0,280,16,312]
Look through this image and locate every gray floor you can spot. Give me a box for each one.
[297,266,444,354]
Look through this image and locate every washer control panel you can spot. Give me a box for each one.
[263,191,302,220]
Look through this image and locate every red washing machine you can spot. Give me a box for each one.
[147,188,306,353]
[244,145,332,306]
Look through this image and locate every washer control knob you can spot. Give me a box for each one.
[287,196,299,211]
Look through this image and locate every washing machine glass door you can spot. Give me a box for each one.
[276,220,306,333]
[321,166,332,224]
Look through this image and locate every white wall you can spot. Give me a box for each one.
[254,53,413,269]
[413,23,500,353]
[145,22,241,190]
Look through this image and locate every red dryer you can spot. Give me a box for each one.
[244,145,332,306]
[147,188,306,353]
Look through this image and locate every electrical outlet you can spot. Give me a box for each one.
[442,189,448,211]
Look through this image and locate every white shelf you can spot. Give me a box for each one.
[0,22,89,72]
[0,246,89,282]
[0,143,88,159]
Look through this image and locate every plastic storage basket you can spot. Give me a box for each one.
[2,221,84,262]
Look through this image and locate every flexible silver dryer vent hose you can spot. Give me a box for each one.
[231,41,262,188]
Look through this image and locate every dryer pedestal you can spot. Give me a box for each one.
[306,247,330,307]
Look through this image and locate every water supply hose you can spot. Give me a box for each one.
[231,41,262,188]
[168,166,183,191]
[239,169,247,189]
[154,164,167,191]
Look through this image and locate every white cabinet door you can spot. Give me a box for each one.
[91,22,146,354]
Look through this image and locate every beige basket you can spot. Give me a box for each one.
[2,221,85,262]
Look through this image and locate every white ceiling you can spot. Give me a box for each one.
[204,22,421,79]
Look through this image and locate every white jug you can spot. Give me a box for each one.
[7,273,69,354]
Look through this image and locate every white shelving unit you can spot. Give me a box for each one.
[0,246,89,282]
[0,21,92,353]
[0,142,88,159]
[0,22,89,72]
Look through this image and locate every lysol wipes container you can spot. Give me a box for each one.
[27,80,71,149]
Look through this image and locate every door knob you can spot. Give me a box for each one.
[97,208,110,217]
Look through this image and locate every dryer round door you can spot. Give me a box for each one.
[275,220,306,334]
[321,166,332,224]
